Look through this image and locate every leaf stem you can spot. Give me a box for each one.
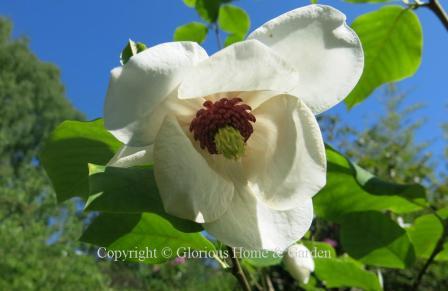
[213,252,230,268]
[227,246,251,291]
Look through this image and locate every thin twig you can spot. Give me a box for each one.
[213,252,230,269]
[228,246,251,291]
[264,272,275,291]
[414,0,448,31]
[214,23,222,49]
[428,0,448,31]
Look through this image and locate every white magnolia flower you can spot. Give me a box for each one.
[104,4,363,251]
[284,244,315,284]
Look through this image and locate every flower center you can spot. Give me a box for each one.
[189,97,256,159]
[214,126,246,159]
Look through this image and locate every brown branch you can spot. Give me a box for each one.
[228,247,251,291]
[264,272,275,291]
[419,0,448,31]
[214,23,222,49]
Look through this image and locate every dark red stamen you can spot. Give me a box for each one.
[189,97,256,155]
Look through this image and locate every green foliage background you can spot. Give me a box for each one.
[0,17,236,291]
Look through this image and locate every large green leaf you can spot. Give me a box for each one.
[224,33,244,47]
[437,207,448,219]
[340,211,415,269]
[314,146,426,220]
[407,214,444,259]
[86,165,158,213]
[183,0,196,8]
[85,164,202,232]
[40,119,121,202]
[314,255,382,291]
[302,241,336,259]
[218,5,250,37]
[81,212,214,264]
[302,241,381,291]
[174,22,208,44]
[345,6,422,107]
[244,251,282,267]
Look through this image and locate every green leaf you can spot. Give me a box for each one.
[301,241,380,290]
[244,251,283,267]
[218,5,250,36]
[437,207,448,219]
[86,165,157,213]
[407,214,444,259]
[300,276,324,291]
[224,33,244,47]
[302,241,336,259]
[85,164,202,232]
[80,212,215,264]
[183,0,196,8]
[195,0,230,23]
[40,119,121,202]
[340,211,415,269]
[314,145,426,220]
[436,242,448,261]
[173,22,208,44]
[345,6,422,108]
[120,39,147,65]
[314,255,382,291]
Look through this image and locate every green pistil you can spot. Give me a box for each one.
[214,126,245,160]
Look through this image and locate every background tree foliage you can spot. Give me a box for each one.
[0,17,238,291]
[319,89,448,290]
[0,19,83,176]
[0,16,110,290]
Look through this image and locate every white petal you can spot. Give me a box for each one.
[139,95,205,145]
[178,40,299,99]
[239,90,280,110]
[107,145,153,168]
[204,186,313,251]
[248,4,364,114]
[284,244,315,284]
[104,42,208,146]
[243,94,326,210]
[153,116,234,223]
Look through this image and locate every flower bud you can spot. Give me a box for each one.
[283,244,315,284]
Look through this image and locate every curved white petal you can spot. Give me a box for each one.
[239,90,280,111]
[248,4,364,114]
[178,40,299,99]
[104,42,208,146]
[284,244,315,284]
[139,94,205,145]
[243,94,326,210]
[154,116,234,223]
[107,145,154,168]
[204,187,313,251]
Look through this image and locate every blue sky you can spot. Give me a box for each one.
[1,0,447,166]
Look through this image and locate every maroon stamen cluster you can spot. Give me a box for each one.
[189,97,256,154]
